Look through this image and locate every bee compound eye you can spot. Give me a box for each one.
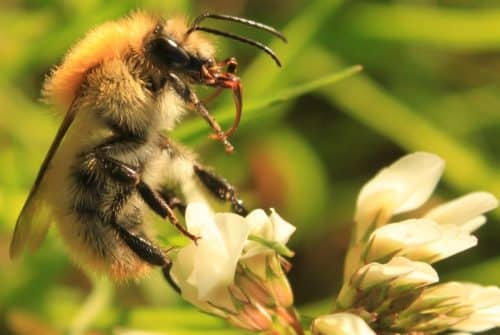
[149,37,190,68]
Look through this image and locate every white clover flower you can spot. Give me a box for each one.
[337,257,438,309]
[354,152,444,241]
[424,282,500,332]
[170,203,298,333]
[366,218,477,264]
[170,202,249,308]
[312,313,375,335]
[424,192,498,233]
[356,256,439,290]
[338,152,499,335]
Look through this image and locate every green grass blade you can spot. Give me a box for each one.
[242,0,345,95]
[347,4,500,50]
[295,47,500,209]
[173,66,362,144]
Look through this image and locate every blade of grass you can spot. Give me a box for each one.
[346,4,500,51]
[174,0,346,140]
[294,46,500,211]
[173,65,362,144]
[242,0,345,95]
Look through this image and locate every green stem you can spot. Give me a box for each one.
[68,276,113,335]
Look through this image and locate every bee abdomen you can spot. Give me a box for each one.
[59,161,150,280]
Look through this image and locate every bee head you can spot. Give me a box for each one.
[144,13,286,85]
[43,11,285,142]
[143,17,216,84]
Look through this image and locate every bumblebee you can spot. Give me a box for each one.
[10,12,285,281]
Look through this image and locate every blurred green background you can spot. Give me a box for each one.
[1,0,499,334]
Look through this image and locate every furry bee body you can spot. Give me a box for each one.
[43,55,199,279]
[10,12,284,282]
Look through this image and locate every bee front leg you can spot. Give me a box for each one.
[193,164,248,216]
[168,72,234,153]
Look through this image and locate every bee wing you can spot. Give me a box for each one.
[10,105,77,259]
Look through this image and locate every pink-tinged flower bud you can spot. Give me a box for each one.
[227,303,273,331]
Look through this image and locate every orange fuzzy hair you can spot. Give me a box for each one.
[43,12,157,110]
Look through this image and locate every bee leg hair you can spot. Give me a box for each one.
[193,164,248,216]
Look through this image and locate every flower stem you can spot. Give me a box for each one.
[68,276,113,335]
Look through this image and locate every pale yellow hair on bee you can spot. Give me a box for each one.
[43,12,157,109]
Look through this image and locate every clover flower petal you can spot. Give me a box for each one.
[424,192,498,232]
[354,152,444,241]
[171,203,249,301]
[427,282,500,332]
[367,218,477,264]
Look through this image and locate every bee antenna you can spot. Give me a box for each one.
[191,27,282,67]
[189,13,287,43]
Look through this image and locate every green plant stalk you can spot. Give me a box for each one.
[68,276,113,335]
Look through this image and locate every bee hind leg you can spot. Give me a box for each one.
[94,150,199,242]
[193,163,248,216]
[109,217,180,292]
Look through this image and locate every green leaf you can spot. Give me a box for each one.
[242,0,346,95]
[173,66,362,145]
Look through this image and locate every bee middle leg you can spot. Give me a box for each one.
[157,135,247,216]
